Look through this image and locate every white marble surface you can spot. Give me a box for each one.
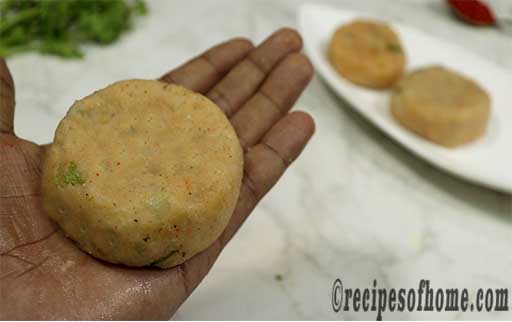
[7,0,512,320]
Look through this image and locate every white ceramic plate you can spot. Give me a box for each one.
[298,3,512,193]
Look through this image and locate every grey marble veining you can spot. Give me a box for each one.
[6,0,512,320]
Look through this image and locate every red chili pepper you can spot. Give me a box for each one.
[447,0,496,26]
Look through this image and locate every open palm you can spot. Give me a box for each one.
[0,29,314,320]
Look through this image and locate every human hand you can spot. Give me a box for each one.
[0,28,314,319]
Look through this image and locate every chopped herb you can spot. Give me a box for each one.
[53,161,86,187]
[63,161,86,185]
[274,274,283,281]
[0,0,147,58]
[386,43,402,52]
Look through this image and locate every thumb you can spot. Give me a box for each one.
[0,58,15,134]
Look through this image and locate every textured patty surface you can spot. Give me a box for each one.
[328,19,406,89]
[42,79,243,268]
[391,66,491,147]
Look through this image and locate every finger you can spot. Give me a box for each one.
[175,111,315,303]
[230,53,313,150]
[220,111,315,245]
[207,28,303,117]
[159,37,254,93]
[0,58,15,134]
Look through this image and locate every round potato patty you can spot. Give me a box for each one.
[42,79,243,268]
[390,66,491,147]
[328,19,406,89]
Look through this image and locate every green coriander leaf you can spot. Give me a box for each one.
[386,43,402,53]
[0,0,147,59]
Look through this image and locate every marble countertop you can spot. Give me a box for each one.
[7,0,512,319]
